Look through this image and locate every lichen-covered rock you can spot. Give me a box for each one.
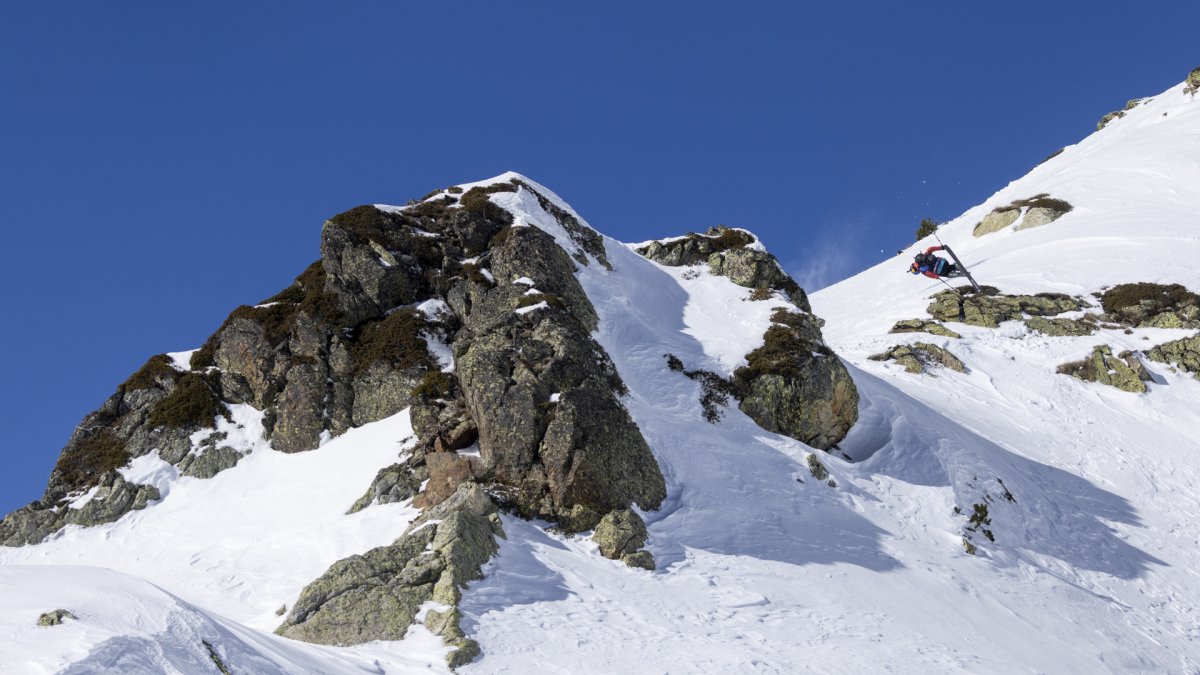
[456,225,665,525]
[350,360,421,427]
[1014,206,1066,231]
[347,463,421,514]
[732,309,858,450]
[0,473,160,547]
[637,226,810,310]
[273,362,327,453]
[1185,66,1200,96]
[928,290,1081,328]
[621,550,656,570]
[592,509,648,559]
[278,484,500,652]
[1147,333,1200,376]
[1096,110,1126,131]
[180,445,243,480]
[1024,317,1097,336]
[868,342,966,374]
[973,208,1020,237]
[889,319,962,339]
[37,609,77,626]
[1057,345,1150,393]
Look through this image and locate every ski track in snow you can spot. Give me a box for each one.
[4,82,1200,673]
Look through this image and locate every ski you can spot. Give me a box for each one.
[942,245,981,292]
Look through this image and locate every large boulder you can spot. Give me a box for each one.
[733,310,858,450]
[973,208,1020,237]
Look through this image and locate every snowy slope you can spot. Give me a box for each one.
[3,80,1199,673]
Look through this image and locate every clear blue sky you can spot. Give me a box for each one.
[1,1,1195,515]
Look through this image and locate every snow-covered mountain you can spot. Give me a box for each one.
[3,71,1199,674]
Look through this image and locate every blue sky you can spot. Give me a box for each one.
[1,1,1196,515]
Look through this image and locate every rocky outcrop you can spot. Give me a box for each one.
[1057,345,1151,393]
[1185,67,1200,96]
[732,309,858,450]
[278,484,501,667]
[1147,333,1200,376]
[1097,98,1146,131]
[1099,283,1200,329]
[0,472,160,547]
[637,227,810,310]
[889,319,962,338]
[868,342,966,375]
[1024,316,1097,336]
[973,195,1072,237]
[347,463,422,514]
[592,509,655,570]
[973,208,1019,237]
[454,224,665,524]
[928,289,1081,328]
[37,609,77,627]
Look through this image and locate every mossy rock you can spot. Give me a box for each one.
[1056,345,1149,393]
[928,290,1081,328]
[1146,333,1200,376]
[1100,283,1200,328]
[868,342,965,374]
[1024,317,1097,337]
[889,319,961,339]
[146,372,226,430]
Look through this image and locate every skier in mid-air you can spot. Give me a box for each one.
[909,245,962,279]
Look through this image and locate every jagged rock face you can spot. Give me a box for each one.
[1057,345,1151,393]
[928,289,1082,328]
[1147,333,1200,376]
[637,227,810,310]
[733,310,858,450]
[869,343,966,375]
[1185,67,1200,95]
[455,225,665,522]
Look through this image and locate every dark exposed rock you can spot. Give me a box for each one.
[889,319,962,338]
[1184,66,1200,96]
[732,310,858,450]
[928,290,1082,328]
[1147,333,1200,376]
[37,609,77,626]
[637,226,810,311]
[1057,345,1150,393]
[869,342,966,375]
[273,362,327,453]
[456,225,665,526]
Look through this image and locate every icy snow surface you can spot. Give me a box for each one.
[4,81,1200,673]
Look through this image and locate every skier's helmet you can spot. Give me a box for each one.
[908,262,919,274]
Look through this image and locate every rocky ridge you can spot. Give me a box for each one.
[3,174,854,667]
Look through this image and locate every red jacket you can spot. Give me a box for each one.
[916,246,945,279]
